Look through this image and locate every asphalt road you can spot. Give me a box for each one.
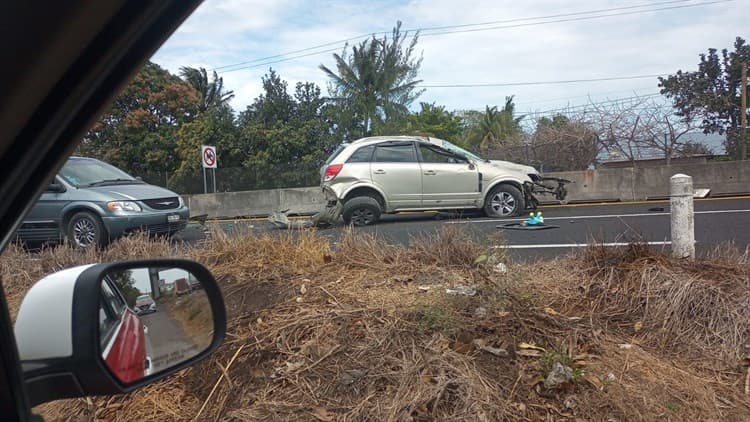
[176,197,750,262]
[141,308,200,373]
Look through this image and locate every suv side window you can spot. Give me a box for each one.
[419,144,467,164]
[346,145,375,163]
[373,143,417,163]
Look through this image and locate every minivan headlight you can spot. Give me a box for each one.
[107,201,142,213]
[178,196,185,208]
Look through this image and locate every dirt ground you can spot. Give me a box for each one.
[3,228,749,421]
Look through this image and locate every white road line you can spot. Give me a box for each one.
[493,241,672,249]
[445,208,750,224]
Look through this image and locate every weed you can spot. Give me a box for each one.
[666,401,682,412]
[417,304,454,331]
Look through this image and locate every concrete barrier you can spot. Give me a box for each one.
[183,161,750,219]
[184,187,325,219]
[547,160,750,202]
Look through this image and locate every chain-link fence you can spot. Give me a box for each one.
[138,163,321,195]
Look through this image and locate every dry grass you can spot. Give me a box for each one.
[4,230,750,421]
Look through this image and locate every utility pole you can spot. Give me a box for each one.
[741,62,747,160]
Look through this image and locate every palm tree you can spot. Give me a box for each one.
[320,22,423,136]
[472,97,525,153]
[179,67,235,112]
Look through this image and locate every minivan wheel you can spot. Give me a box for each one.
[342,196,381,226]
[484,184,524,217]
[66,211,107,248]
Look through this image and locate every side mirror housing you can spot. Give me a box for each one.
[14,259,226,406]
[46,182,66,193]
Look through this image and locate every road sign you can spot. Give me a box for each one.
[201,145,217,168]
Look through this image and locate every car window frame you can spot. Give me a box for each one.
[372,142,418,163]
[99,277,128,349]
[345,145,375,163]
[417,143,469,164]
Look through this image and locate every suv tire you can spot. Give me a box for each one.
[66,211,107,248]
[484,184,524,217]
[342,196,381,226]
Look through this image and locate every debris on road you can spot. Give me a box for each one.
[445,284,476,296]
[544,362,574,390]
[473,338,508,357]
[268,201,343,229]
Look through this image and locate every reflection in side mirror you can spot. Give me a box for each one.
[101,267,213,384]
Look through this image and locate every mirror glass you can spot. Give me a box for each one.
[99,266,213,384]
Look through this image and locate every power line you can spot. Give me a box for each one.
[214,0,692,71]
[213,0,730,73]
[418,74,666,88]
[519,93,665,115]
[419,0,731,37]
[515,88,658,106]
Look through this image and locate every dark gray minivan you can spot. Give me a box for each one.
[17,157,189,247]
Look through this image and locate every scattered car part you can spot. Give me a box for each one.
[268,200,344,229]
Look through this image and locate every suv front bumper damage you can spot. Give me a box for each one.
[523,176,571,210]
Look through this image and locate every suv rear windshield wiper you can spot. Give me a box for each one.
[85,178,143,187]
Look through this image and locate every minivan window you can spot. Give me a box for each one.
[373,144,416,163]
[60,158,141,187]
[347,145,374,163]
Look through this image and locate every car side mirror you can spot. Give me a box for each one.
[14,259,226,407]
[46,182,65,193]
[468,162,476,170]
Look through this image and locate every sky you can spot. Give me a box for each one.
[151,0,747,116]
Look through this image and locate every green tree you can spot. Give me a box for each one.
[78,62,200,175]
[404,102,463,140]
[179,67,235,112]
[170,105,239,192]
[659,37,750,158]
[236,71,336,189]
[464,97,525,154]
[108,270,141,308]
[320,21,424,137]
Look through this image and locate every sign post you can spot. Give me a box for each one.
[201,145,217,194]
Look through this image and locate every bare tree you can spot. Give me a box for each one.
[527,114,600,171]
[636,99,699,164]
[586,96,655,165]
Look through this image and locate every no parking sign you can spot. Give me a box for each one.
[201,145,217,168]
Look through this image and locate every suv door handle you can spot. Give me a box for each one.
[423,170,436,175]
[373,169,386,174]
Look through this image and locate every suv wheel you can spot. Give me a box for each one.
[66,211,107,248]
[342,196,381,226]
[484,184,524,217]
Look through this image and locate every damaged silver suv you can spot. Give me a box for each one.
[321,136,568,225]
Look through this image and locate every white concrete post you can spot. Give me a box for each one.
[670,174,695,259]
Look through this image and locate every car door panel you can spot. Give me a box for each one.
[419,145,480,207]
[370,143,422,209]
[17,176,69,243]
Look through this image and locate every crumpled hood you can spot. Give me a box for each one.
[84,183,180,201]
[487,160,539,176]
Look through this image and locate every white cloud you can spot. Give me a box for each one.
[151,0,746,113]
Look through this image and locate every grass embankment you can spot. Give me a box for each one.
[3,228,749,421]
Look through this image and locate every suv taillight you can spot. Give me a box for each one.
[324,164,343,181]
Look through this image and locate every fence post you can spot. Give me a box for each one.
[670,173,695,259]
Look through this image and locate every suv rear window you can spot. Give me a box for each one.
[373,144,416,163]
[325,143,348,165]
[346,145,374,163]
